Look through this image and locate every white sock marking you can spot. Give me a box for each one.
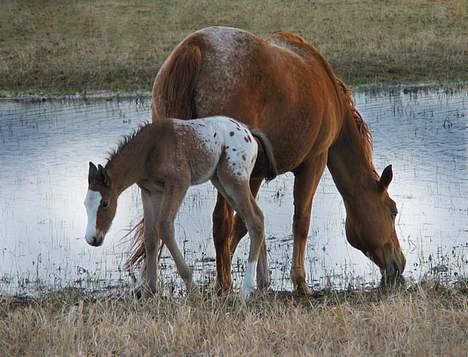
[241,260,257,297]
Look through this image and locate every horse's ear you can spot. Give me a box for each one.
[98,164,112,186]
[379,165,393,191]
[88,162,98,184]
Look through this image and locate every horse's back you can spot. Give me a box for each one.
[153,27,344,172]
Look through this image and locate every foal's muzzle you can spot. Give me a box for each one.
[86,233,104,247]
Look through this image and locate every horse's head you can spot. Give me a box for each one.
[344,165,406,284]
[84,162,117,247]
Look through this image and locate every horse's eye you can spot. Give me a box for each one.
[392,210,398,218]
[101,201,109,208]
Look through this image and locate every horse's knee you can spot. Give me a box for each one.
[293,213,311,240]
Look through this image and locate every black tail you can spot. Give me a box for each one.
[250,129,278,182]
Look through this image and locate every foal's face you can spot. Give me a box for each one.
[84,162,117,247]
[344,165,406,283]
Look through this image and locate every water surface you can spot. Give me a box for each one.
[0,87,466,295]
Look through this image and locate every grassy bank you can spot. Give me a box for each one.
[1,284,467,355]
[0,0,467,95]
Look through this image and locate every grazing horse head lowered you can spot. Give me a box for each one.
[129,26,406,291]
[84,116,277,297]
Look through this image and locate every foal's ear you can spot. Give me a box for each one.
[98,164,112,186]
[379,165,393,191]
[88,162,98,184]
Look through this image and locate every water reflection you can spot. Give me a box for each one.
[0,87,466,295]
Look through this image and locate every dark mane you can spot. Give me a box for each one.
[106,121,151,165]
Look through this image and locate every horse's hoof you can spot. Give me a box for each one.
[294,284,311,296]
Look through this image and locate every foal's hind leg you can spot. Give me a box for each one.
[291,153,327,294]
[230,178,270,290]
[212,175,265,297]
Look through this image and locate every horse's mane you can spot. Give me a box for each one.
[106,121,151,165]
[272,32,375,176]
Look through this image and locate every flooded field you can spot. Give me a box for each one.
[0,87,466,296]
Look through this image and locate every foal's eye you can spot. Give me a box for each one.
[101,201,109,208]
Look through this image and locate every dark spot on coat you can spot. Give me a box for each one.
[237,172,241,176]
[242,154,246,161]
[213,132,217,138]
[244,137,249,142]
[232,148,236,151]
[230,131,234,136]
[236,127,241,131]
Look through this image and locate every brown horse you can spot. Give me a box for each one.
[129,26,406,292]
[84,116,277,296]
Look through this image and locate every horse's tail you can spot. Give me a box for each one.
[251,129,278,182]
[152,39,203,120]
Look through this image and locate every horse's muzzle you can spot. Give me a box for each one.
[86,233,104,247]
[381,250,406,286]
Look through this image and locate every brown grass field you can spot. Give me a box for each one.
[1,1,467,355]
[0,0,467,95]
[1,283,467,356]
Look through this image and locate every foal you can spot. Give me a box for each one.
[84,116,277,296]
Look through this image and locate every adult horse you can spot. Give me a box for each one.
[129,26,406,293]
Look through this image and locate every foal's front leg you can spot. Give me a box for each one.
[141,190,162,294]
[156,183,194,291]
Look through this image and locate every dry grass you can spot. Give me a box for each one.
[0,283,467,356]
[0,0,467,94]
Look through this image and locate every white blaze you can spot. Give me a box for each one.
[84,190,102,244]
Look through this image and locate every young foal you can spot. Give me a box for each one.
[84,116,277,296]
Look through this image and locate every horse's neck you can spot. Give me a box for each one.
[106,131,149,195]
[327,114,377,202]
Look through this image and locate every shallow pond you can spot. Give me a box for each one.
[0,87,467,295]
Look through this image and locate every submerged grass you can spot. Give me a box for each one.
[0,0,467,94]
[0,283,467,355]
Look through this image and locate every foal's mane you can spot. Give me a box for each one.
[272,32,375,174]
[106,121,151,164]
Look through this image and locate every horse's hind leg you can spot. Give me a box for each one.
[230,178,270,290]
[212,193,235,292]
[291,153,327,294]
[212,175,265,297]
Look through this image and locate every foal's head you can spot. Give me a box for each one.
[344,165,406,283]
[84,162,117,247]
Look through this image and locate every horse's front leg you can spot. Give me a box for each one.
[157,183,193,291]
[212,193,234,292]
[141,190,162,295]
[291,153,327,294]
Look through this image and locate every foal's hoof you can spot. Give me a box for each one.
[240,284,256,298]
[131,285,156,299]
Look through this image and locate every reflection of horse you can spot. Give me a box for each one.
[84,116,277,296]
[129,26,406,293]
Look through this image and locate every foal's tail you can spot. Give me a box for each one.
[250,129,278,182]
[125,218,145,268]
